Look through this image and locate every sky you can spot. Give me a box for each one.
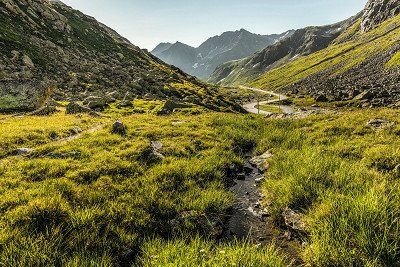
[62,0,366,50]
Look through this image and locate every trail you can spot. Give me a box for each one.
[240,86,295,115]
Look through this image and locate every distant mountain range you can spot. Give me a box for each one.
[151,29,294,80]
[208,15,361,85]
[0,0,240,112]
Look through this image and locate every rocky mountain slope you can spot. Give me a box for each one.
[252,0,400,107]
[0,0,240,112]
[208,15,361,86]
[151,29,294,80]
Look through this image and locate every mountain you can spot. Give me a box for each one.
[0,0,240,112]
[152,42,197,75]
[251,0,400,107]
[151,29,294,80]
[150,42,173,55]
[208,15,361,85]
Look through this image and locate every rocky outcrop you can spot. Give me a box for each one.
[361,0,400,32]
[0,0,241,113]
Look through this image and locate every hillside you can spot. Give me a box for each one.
[252,0,400,107]
[151,29,294,80]
[208,15,360,86]
[0,0,240,112]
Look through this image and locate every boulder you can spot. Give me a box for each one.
[116,100,134,109]
[250,152,273,171]
[157,100,193,115]
[30,105,57,116]
[22,55,34,68]
[66,102,92,114]
[282,208,306,232]
[366,118,394,129]
[84,96,109,111]
[315,94,328,102]
[111,120,127,136]
[354,90,374,101]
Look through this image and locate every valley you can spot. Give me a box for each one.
[0,0,399,266]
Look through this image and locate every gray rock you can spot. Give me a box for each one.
[111,120,127,136]
[66,102,92,115]
[29,105,57,116]
[22,55,34,68]
[366,118,394,129]
[282,208,306,232]
[16,147,33,155]
[361,0,400,32]
[250,152,273,171]
[84,96,109,110]
[157,100,193,115]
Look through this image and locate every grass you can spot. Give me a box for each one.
[1,102,400,266]
[252,14,400,89]
[386,51,400,68]
[256,108,400,266]
[257,104,283,114]
[0,107,268,266]
[138,237,289,267]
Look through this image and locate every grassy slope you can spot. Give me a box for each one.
[257,109,400,266]
[251,15,400,89]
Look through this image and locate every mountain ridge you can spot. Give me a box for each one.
[208,14,361,85]
[0,0,241,112]
[151,29,294,79]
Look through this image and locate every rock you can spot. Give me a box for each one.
[255,176,265,184]
[111,120,127,136]
[116,100,133,108]
[236,173,246,181]
[361,0,400,32]
[282,208,306,232]
[157,100,193,115]
[66,102,92,114]
[29,105,57,116]
[366,118,394,129]
[150,141,165,160]
[250,152,273,171]
[315,94,328,102]
[22,55,34,68]
[15,147,33,155]
[84,96,109,111]
[354,90,374,101]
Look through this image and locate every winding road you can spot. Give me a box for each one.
[240,86,295,115]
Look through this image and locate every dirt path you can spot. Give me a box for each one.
[240,86,296,115]
[224,153,302,265]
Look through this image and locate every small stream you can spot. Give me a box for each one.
[223,154,302,264]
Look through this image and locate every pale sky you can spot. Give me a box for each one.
[62,0,366,50]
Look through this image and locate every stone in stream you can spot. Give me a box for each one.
[282,208,306,232]
[255,176,265,184]
[250,151,273,171]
